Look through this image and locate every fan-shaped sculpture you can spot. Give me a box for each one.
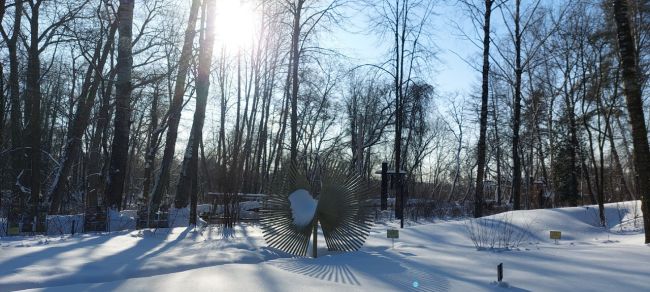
[261,162,373,257]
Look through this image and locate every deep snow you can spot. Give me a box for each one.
[0,201,648,292]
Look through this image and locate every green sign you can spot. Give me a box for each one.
[8,226,20,236]
[550,230,561,240]
[387,229,399,239]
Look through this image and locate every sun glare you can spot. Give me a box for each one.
[215,0,258,50]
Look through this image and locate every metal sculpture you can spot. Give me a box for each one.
[261,162,373,257]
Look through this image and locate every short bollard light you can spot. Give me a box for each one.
[497,263,503,282]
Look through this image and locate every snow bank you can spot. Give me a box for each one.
[467,200,645,246]
[46,214,84,235]
[288,189,317,227]
[108,209,136,231]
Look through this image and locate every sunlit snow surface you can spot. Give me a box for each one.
[0,201,648,291]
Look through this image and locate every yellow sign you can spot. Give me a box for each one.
[550,231,561,240]
[387,229,399,239]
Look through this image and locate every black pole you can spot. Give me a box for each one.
[312,216,318,258]
[497,263,503,282]
[395,72,402,228]
[400,175,404,228]
[381,162,388,210]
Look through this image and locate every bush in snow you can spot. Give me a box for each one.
[465,212,532,250]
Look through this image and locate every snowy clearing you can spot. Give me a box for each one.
[1,201,648,292]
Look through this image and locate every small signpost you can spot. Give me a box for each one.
[387,228,399,248]
[550,230,561,244]
[497,263,503,282]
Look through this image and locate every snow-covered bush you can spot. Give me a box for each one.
[46,214,84,235]
[465,212,532,250]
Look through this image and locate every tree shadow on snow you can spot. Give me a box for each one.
[268,250,451,292]
[1,227,200,291]
[0,233,118,291]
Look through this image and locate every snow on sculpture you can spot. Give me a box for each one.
[260,162,373,257]
[288,189,318,227]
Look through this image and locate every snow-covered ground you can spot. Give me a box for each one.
[0,201,648,291]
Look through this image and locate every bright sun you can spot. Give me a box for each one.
[215,0,257,50]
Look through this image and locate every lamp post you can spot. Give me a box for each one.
[394,73,403,228]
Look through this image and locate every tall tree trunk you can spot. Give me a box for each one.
[149,0,201,218]
[612,0,650,244]
[0,62,3,150]
[26,0,43,227]
[6,0,23,218]
[492,92,503,205]
[231,50,242,192]
[123,110,144,210]
[608,116,634,200]
[189,135,200,225]
[106,0,134,211]
[175,0,216,211]
[582,103,600,206]
[272,62,292,175]
[474,0,493,218]
[289,0,304,164]
[142,84,160,204]
[0,0,5,213]
[87,70,116,209]
[511,0,523,210]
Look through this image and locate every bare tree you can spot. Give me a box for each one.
[457,0,497,217]
[48,5,118,214]
[286,0,345,164]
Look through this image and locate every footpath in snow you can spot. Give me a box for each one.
[0,201,648,291]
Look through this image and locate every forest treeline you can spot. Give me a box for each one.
[0,0,648,242]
